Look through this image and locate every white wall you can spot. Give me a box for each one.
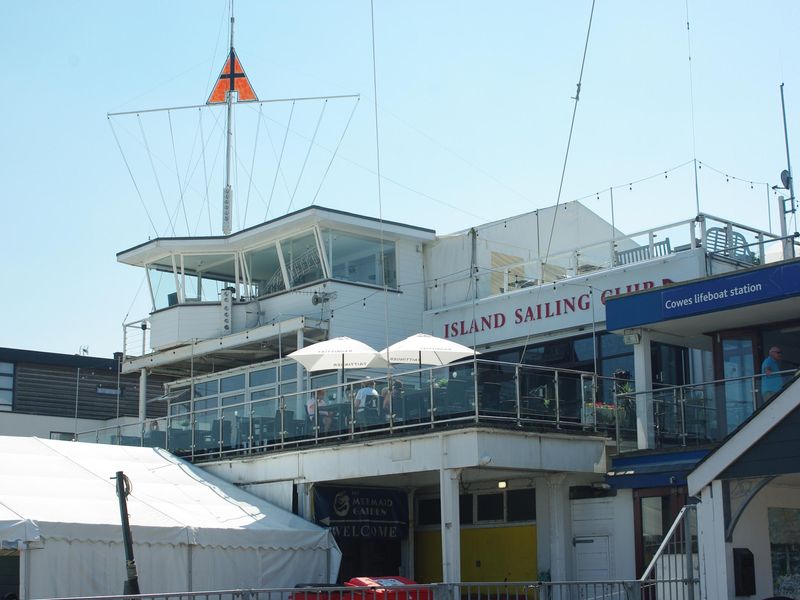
[0,413,107,440]
[729,478,800,598]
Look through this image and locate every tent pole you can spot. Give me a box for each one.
[115,471,140,595]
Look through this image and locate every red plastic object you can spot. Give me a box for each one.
[345,577,430,600]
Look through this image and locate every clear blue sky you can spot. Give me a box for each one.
[1,1,798,358]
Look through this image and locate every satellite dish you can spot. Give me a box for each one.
[781,169,791,190]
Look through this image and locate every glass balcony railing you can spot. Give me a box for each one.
[75,360,797,460]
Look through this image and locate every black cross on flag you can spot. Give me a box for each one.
[207,48,258,104]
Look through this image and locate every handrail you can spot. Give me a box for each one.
[640,505,693,580]
[74,358,798,460]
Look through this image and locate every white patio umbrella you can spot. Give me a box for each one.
[379,333,477,367]
[288,336,387,375]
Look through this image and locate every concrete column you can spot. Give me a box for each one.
[546,473,570,583]
[439,466,462,583]
[534,478,551,579]
[632,330,655,449]
[138,368,148,425]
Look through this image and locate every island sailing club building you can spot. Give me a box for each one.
[86,27,800,595]
[102,191,798,588]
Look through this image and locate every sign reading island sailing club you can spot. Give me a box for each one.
[424,252,702,346]
[313,486,408,539]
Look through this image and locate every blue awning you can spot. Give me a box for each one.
[606,259,800,333]
[607,449,711,489]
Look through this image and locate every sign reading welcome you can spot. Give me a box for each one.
[313,485,408,539]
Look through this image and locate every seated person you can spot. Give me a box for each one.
[355,380,380,423]
[382,380,404,417]
[307,389,333,433]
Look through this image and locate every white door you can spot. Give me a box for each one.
[574,535,610,580]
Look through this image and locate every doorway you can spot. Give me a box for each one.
[633,487,688,578]
[335,537,401,582]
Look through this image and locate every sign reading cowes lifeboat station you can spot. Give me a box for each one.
[424,252,703,347]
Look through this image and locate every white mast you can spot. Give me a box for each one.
[222,13,235,235]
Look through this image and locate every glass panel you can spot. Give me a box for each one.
[194,396,218,411]
[433,364,474,421]
[251,388,277,401]
[507,489,536,522]
[641,496,669,568]
[322,229,397,287]
[280,381,297,395]
[221,374,245,393]
[281,231,324,286]
[250,394,280,446]
[418,498,440,526]
[477,493,504,522]
[281,363,298,382]
[459,494,474,525]
[476,361,516,416]
[0,362,13,375]
[147,265,178,310]
[181,253,237,302]
[221,393,244,407]
[244,243,286,296]
[600,332,629,357]
[722,337,755,432]
[250,368,276,387]
[0,373,12,391]
[0,389,11,407]
[169,402,190,419]
[518,365,557,420]
[193,409,217,453]
[194,380,219,397]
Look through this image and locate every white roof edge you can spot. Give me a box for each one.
[688,378,800,495]
[122,316,306,373]
[118,207,436,266]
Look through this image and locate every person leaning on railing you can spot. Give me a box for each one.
[761,346,784,402]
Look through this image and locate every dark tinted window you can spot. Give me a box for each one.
[507,488,536,522]
[418,498,440,526]
[477,493,504,522]
[460,494,474,525]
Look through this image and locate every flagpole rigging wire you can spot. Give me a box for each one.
[242,104,264,226]
[370,0,392,376]
[265,101,296,220]
[167,110,191,234]
[519,0,596,361]
[312,97,361,206]
[137,114,176,236]
[286,99,328,213]
[108,118,159,238]
[685,0,701,215]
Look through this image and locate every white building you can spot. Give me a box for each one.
[103,199,796,588]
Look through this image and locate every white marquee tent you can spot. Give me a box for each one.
[0,437,340,599]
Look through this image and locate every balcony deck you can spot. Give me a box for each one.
[76,358,798,462]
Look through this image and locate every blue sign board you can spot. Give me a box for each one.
[606,261,800,330]
[314,485,408,539]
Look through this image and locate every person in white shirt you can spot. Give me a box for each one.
[354,380,380,422]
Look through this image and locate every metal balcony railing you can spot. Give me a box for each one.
[74,358,798,461]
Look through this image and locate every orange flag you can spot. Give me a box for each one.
[207,49,258,104]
